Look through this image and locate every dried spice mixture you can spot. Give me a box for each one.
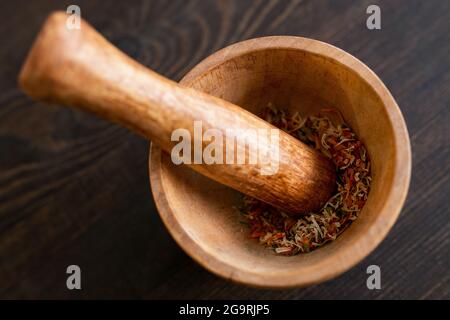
[239,104,372,255]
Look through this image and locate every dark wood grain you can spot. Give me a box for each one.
[0,0,448,299]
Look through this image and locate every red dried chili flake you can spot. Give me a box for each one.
[240,106,371,255]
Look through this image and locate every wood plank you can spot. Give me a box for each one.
[0,0,448,299]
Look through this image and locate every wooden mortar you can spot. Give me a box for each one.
[150,36,411,288]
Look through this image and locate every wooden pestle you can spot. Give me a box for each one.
[18,12,336,215]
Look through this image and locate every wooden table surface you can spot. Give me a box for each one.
[0,0,448,299]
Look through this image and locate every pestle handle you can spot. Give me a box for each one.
[18,12,336,215]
